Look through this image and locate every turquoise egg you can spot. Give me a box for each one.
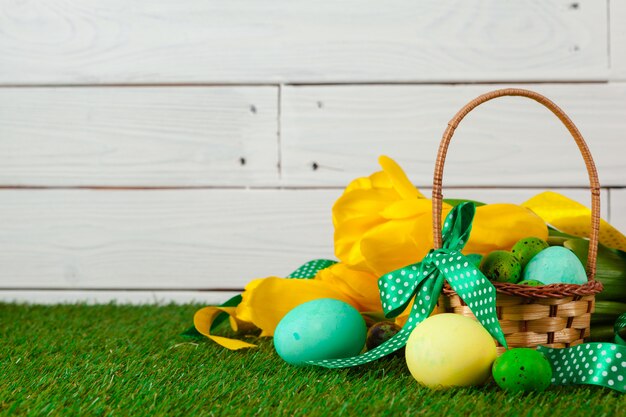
[522,246,587,284]
[273,298,366,366]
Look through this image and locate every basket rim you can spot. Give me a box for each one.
[442,279,603,299]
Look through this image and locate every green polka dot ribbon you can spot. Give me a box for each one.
[308,202,508,368]
[538,343,626,393]
[287,259,337,279]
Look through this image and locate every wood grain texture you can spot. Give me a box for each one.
[0,87,279,186]
[281,83,626,187]
[0,290,238,305]
[609,188,626,234]
[0,189,340,289]
[0,0,607,84]
[0,188,607,290]
[610,0,626,80]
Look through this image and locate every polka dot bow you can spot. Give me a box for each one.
[308,202,508,368]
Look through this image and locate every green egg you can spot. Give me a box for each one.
[517,279,545,286]
[492,348,553,393]
[511,237,549,268]
[480,251,522,283]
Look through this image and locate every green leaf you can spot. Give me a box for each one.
[563,239,626,301]
[210,294,243,331]
[547,236,570,247]
[443,198,486,208]
[180,325,203,339]
[180,294,244,338]
[592,301,626,327]
[587,324,618,342]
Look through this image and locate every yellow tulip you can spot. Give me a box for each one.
[333,156,548,276]
[195,156,553,349]
[522,191,626,252]
[235,276,356,337]
[233,263,381,338]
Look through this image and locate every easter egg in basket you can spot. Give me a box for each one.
[522,246,587,285]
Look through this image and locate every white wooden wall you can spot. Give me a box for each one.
[1,0,625,304]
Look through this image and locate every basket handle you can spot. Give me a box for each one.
[431,88,600,281]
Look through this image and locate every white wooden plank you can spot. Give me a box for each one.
[282,83,626,187]
[610,0,626,80]
[0,87,278,186]
[0,290,238,305]
[0,189,340,289]
[0,0,607,84]
[0,188,607,291]
[609,188,626,234]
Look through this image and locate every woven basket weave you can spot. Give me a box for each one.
[432,89,604,355]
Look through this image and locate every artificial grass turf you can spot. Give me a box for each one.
[1,304,624,417]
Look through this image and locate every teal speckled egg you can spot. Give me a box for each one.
[492,348,553,392]
[273,298,366,366]
[522,246,587,284]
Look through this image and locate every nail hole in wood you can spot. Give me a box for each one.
[317,101,323,109]
[312,162,319,171]
[240,157,246,166]
[569,2,579,10]
[250,105,257,114]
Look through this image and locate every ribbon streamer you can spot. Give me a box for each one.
[192,259,337,349]
[309,202,507,368]
[287,259,337,279]
[538,343,626,393]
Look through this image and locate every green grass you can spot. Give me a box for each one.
[1,304,624,417]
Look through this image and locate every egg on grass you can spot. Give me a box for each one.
[492,348,553,392]
[273,298,366,366]
[405,314,497,388]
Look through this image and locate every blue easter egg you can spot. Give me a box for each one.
[273,298,366,366]
[522,246,587,284]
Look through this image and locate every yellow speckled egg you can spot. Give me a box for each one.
[405,314,497,388]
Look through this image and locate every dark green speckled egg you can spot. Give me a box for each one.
[480,251,522,283]
[492,348,553,393]
[511,237,549,268]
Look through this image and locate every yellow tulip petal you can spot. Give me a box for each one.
[334,216,386,270]
[360,217,432,276]
[380,198,433,220]
[464,204,548,255]
[344,177,373,193]
[379,155,425,199]
[235,277,356,337]
[193,306,257,350]
[369,170,394,189]
[332,188,400,225]
[315,263,382,312]
[522,191,626,251]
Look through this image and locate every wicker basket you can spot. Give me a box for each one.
[432,88,604,355]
